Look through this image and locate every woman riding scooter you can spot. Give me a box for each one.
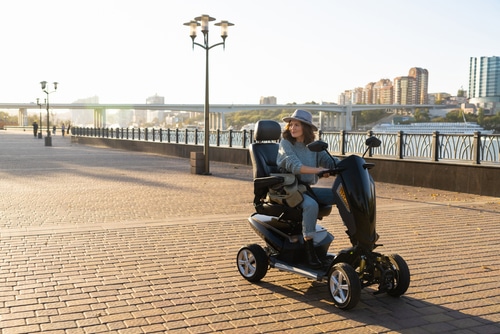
[277,109,340,268]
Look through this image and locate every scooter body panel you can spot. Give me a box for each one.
[248,214,334,264]
[332,155,377,250]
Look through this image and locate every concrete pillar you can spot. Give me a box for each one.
[327,112,335,130]
[214,113,219,130]
[345,103,352,131]
[18,108,28,126]
[93,109,107,127]
[339,113,345,130]
[94,109,99,127]
[220,112,226,130]
[319,111,324,130]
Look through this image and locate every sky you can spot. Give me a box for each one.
[1,0,499,106]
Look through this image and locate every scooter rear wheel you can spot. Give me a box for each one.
[328,263,361,310]
[237,244,268,282]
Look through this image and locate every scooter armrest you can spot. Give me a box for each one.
[253,176,285,205]
[253,175,285,188]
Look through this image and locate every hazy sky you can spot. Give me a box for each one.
[1,0,499,105]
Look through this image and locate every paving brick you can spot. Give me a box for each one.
[39,320,78,331]
[0,318,27,329]
[0,132,499,333]
[1,324,41,334]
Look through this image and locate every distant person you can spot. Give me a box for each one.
[67,123,71,135]
[61,124,65,136]
[53,125,56,135]
[32,121,38,137]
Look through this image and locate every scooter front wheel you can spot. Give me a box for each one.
[328,263,361,310]
[236,244,268,282]
[386,254,410,297]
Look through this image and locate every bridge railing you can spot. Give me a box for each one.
[72,127,500,165]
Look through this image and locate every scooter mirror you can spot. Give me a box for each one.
[307,140,328,152]
[365,137,381,148]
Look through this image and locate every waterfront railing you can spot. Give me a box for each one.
[72,127,500,165]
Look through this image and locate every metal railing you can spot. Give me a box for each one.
[72,127,500,165]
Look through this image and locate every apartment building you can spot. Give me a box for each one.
[339,67,428,105]
[469,56,500,114]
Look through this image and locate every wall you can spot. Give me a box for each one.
[71,136,250,165]
[364,158,499,197]
[71,137,499,197]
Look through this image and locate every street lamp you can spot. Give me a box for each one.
[40,81,58,146]
[184,14,234,175]
[36,98,44,139]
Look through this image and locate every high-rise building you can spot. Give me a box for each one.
[363,82,375,104]
[71,96,99,126]
[373,79,393,104]
[469,56,500,114]
[260,96,277,104]
[393,76,415,105]
[351,87,364,104]
[339,67,427,105]
[338,90,352,104]
[145,94,165,124]
[408,67,429,104]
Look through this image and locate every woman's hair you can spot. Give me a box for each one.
[282,122,316,144]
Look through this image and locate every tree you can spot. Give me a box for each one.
[414,109,430,122]
[481,113,500,133]
[477,108,484,126]
[0,111,17,125]
[444,109,462,122]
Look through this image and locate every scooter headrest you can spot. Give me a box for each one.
[254,120,281,142]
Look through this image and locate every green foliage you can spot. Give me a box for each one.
[394,116,415,124]
[226,108,393,129]
[481,113,500,133]
[430,108,500,133]
[477,108,484,125]
[442,109,476,122]
[226,109,292,129]
[414,109,431,122]
[0,111,18,125]
[356,109,387,125]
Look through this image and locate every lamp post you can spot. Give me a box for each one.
[36,98,44,139]
[40,81,58,146]
[184,15,234,175]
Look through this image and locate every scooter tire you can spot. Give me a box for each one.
[386,254,410,297]
[236,244,268,282]
[328,263,361,310]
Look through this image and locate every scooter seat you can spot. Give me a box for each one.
[255,202,332,222]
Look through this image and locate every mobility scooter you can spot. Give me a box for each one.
[236,120,410,310]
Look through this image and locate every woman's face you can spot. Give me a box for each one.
[288,120,304,142]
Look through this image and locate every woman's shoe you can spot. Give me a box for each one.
[304,238,322,269]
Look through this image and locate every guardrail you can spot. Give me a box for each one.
[72,127,500,165]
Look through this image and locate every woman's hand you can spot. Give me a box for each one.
[317,168,331,178]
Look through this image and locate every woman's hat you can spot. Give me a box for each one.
[282,109,318,131]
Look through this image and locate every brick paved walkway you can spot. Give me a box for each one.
[0,131,499,333]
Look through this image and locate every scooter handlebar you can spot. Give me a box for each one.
[317,167,344,178]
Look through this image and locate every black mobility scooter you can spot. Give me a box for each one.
[236,120,410,310]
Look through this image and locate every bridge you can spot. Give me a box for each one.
[2,102,448,131]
